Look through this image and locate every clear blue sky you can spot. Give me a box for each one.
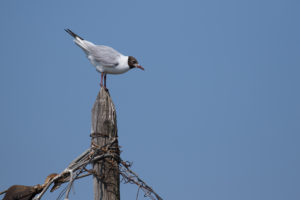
[0,0,299,200]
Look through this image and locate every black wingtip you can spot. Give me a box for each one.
[65,28,84,40]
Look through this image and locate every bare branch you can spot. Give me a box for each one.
[119,161,163,200]
[33,136,162,200]
[0,189,7,196]
[33,138,119,200]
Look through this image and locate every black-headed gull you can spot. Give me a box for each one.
[65,29,144,88]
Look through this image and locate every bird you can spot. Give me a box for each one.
[1,185,43,200]
[65,29,144,88]
[1,173,57,200]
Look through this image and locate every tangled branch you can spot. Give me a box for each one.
[119,161,163,200]
[32,138,162,200]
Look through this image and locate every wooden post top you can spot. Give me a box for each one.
[91,87,120,200]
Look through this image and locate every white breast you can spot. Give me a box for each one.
[95,55,130,74]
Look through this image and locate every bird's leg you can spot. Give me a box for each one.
[104,74,107,89]
[100,73,104,87]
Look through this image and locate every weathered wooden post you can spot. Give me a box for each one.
[91,88,120,200]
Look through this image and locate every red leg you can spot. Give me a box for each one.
[100,73,104,87]
[104,74,107,88]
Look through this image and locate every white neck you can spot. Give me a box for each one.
[104,55,130,74]
[118,55,129,68]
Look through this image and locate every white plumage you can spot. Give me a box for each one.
[65,29,144,88]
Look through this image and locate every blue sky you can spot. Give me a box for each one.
[0,0,299,200]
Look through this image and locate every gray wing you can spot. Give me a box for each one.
[86,43,121,67]
[71,34,121,67]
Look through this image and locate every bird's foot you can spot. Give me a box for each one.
[100,84,109,92]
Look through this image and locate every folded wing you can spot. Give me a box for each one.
[65,29,121,68]
[87,45,121,67]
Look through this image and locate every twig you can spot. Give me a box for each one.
[33,137,162,200]
[136,186,141,200]
[0,189,7,195]
[64,170,73,200]
[34,138,118,200]
[119,161,163,200]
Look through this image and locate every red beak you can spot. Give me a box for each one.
[137,65,145,70]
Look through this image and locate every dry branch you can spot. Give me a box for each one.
[32,138,162,200]
[119,161,163,200]
[0,189,7,195]
[33,88,162,200]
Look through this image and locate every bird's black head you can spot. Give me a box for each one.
[128,56,144,70]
